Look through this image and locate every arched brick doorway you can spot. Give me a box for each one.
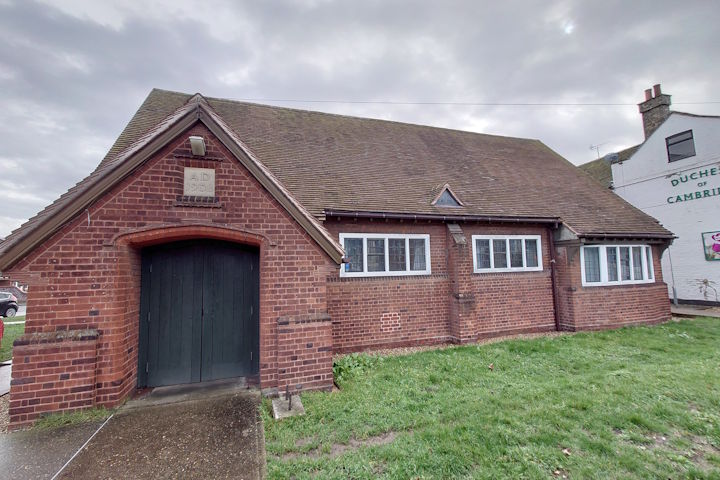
[114,224,268,389]
[136,239,259,387]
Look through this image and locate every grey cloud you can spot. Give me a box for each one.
[1,0,719,237]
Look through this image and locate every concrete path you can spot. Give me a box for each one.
[0,363,10,396]
[0,419,105,479]
[57,385,265,479]
[671,305,720,318]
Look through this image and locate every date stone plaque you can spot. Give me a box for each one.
[183,167,215,197]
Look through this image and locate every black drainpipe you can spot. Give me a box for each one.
[548,226,561,332]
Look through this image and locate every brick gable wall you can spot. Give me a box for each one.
[6,123,336,429]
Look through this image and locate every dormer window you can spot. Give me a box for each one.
[666,130,696,162]
[431,184,463,207]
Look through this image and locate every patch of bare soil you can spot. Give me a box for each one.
[281,431,399,461]
[0,394,8,434]
[689,435,720,471]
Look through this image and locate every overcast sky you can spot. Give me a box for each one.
[1,0,719,238]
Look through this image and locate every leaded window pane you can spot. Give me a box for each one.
[367,238,385,272]
[584,247,601,282]
[619,247,631,280]
[389,239,406,271]
[606,247,618,281]
[493,239,507,268]
[409,239,426,271]
[509,239,523,267]
[632,246,644,280]
[525,239,538,268]
[344,238,363,272]
[476,239,491,269]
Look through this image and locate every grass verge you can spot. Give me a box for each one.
[0,323,24,362]
[2,315,25,323]
[33,407,113,430]
[263,318,720,479]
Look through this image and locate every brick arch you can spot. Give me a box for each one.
[112,223,272,249]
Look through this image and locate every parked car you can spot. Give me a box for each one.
[0,292,19,317]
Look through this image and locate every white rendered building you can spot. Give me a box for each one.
[583,85,720,305]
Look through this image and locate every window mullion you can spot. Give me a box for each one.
[521,238,527,269]
[599,246,608,284]
[489,239,494,269]
[363,237,368,274]
[405,237,410,273]
[505,239,510,271]
[384,237,389,273]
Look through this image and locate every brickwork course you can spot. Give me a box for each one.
[0,90,673,429]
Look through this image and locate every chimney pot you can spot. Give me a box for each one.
[644,89,653,101]
[653,84,662,96]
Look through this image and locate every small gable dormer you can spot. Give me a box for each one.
[431,183,463,207]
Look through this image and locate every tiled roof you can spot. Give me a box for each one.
[578,145,640,189]
[0,89,672,269]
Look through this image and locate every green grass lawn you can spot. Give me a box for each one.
[1,322,24,362]
[263,318,720,479]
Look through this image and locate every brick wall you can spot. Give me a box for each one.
[6,122,336,427]
[325,221,556,351]
[276,314,333,394]
[9,330,98,430]
[555,244,671,330]
[325,221,452,352]
[449,224,556,342]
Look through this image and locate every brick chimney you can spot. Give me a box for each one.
[638,84,671,139]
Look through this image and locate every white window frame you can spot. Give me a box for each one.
[471,235,543,273]
[580,245,655,287]
[339,233,431,278]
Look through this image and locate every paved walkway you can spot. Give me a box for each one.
[0,363,10,396]
[58,384,264,479]
[671,305,720,318]
[0,419,105,479]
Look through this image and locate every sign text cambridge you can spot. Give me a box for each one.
[666,166,720,204]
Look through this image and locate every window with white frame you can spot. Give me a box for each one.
[580,245,655,286]
[339,233,431,277]
[471,235,543,273]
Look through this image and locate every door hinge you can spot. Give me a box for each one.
[149,264,152,273]
[145,362,149,373]
[250,351,253,361]
[147,312,150,324]
[250,305,253,315]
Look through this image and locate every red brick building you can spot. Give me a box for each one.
[0,90,673,429]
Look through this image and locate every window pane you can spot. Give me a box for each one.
[619,247,631,280]
[389,238,406,271]
[409,239,426,271]
[606,247,618,281]
[509,239,523,267]
[343,238,363,272]
[476,239,491,269]
[646,246,654,279]
[493,239,507,268]
[367,238,385,272]
[667,131,696,162]
[584,247,601,283]
[632,246,644,280]
[525,239,538,268]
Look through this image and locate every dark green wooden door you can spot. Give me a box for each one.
[137,240,259,388]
